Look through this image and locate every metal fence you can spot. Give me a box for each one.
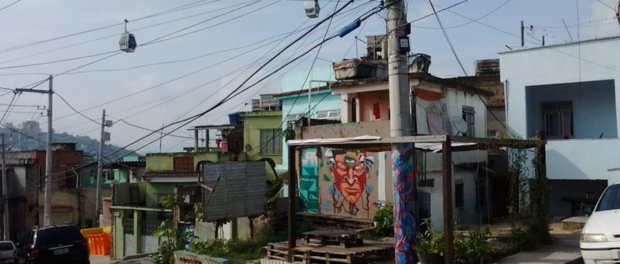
[202,162,266,222]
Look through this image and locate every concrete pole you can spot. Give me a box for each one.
[43,76,53,227]
[1,133,9,240]
[387,1,416,263]
[95,110,106,226]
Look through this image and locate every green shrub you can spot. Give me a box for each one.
[414,218,444,255]
[372,201,394,237]
[454,229,498,264]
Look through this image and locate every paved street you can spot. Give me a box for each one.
[90,255,113,264]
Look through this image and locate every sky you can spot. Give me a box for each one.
[0,0,618,154]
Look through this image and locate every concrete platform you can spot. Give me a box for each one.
[495,233,583,264]
[562,216,588,231]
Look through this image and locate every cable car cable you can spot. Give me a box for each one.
[0,0,223,54]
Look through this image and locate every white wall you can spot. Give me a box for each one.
[546,139,620,180]
[444,89,488,138]
[501,37,620,138]
[421,168,478,231]
[501,37,620,180]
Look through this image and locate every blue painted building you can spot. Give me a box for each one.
[273,66,340,169]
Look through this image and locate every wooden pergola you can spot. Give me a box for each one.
[286,133,545,264]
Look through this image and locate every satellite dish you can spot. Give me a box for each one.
[453,116,468,135]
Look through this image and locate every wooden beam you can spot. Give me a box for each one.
[287,135,447,146]
[110,206,172,212]
[442,136,454,264]
[451,136,542,148]
[287,146,297,262]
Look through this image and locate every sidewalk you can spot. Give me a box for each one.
[495,232,583,264]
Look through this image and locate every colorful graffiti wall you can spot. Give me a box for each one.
[301,148,392,219]
[299,148,319,212]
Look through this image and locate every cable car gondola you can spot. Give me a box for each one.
[119,19,137,53]
[304,0,320,18]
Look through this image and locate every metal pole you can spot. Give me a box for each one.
[43,75,53,227]
[387,1,416,263]
[1,133,9,240]
[95,110,105,227]
[308,83,312,127]
[521,20,525,47]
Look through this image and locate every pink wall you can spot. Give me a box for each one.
[358,91,390,122]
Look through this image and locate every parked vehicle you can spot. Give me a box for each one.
[580,181,620,264]
[0,241,16,263]
[16,224,89,264]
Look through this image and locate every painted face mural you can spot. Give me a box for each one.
[325,149,375,216]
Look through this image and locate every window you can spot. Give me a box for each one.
[596,184,620,211]
[260,129,282,155]
[543,101,573,139]
[462,106,475,137]
[455,182,465,209]
[314,109,341,120]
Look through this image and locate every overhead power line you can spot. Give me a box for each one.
[428,0,507,130]
[0,0,222,54]
[19,0,386,183]
[54,92,101,126]
[102,0,358,160]
[0,0,21,12]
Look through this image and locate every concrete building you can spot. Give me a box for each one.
[500,36,620,217]
[240,110,283,166]
[2,143,83,240]
[295,69,498,229]
[275,66,339,170]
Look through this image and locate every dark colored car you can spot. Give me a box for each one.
[16,224,89,264]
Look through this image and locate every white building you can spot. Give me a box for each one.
[500,36,620,217]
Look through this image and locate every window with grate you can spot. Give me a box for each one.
[418,178,434,188]
[260,129,282,155]
[543,101,573,139]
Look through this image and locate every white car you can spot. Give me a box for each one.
[0,241,16,264]
[580,182,620,264]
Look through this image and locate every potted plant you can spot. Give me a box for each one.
[414,218,445,264]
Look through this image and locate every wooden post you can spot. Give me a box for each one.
[535,131,548,235]
[287,146,297,262]
[442,136,454,264]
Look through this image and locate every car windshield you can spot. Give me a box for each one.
[36,226,83,246]
[0,242,14,251]
[596,184,620,211]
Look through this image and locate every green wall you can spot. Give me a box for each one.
[145,182,174,208]
[145,152,241,172]
[242,111,283,164]
[81,168,130,189]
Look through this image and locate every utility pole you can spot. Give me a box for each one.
[95,110,112,227]
[16,75,54,226]
[387,1,416,264]
[1,133,9,240]
[521,20,525,47]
